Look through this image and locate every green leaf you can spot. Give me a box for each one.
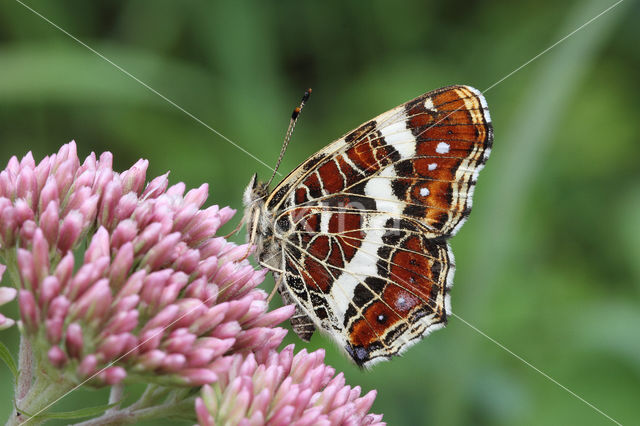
[0,341,18,380]
[18,402,118,421]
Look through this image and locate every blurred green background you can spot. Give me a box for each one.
[1,0,639,425]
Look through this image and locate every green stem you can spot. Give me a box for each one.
[15,336,34,401]
[70,395,196,426]
[6,373,74,426]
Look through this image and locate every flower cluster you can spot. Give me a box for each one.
[196,345,384,426]
[0,142,292,386]
[0,142,383,425]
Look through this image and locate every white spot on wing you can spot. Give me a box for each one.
[436,142,450,154]
[320,211,330,234]
[428,163,437,171]
[424,98,434,110]
[378,120,415,159]
[364,165,402,215]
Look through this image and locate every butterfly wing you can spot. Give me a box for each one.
[268,85,492,367]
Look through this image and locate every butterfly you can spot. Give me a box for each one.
[243,85,492,368]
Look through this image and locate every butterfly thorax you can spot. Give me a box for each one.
[242,173,281,270]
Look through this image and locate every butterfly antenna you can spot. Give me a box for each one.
[265,88,312,188]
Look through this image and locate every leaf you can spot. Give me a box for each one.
[18,402,118,421]
[0,340,18,380]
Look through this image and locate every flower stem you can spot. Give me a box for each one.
[6,369,76,426]
[70,396,196,426]
[16,336,34,400]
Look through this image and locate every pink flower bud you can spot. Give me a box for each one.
[65,322,84,359]
[141,232,181,270]
[114,198,136,229]
[120,159,148,195]
[39,276,60,308]
[142,172,169,199]
[218,206,236,226]
[166,181,185,197]
[161,353,186,372]
[195,395,215,426]
[17,249,35,290]
[142,305,179,331]
[102,366,126,385]
[32,228,50,283]
[137,327,164,352]
[34,156,51,192]
[54,160,74,199]
[57,210,84,252]
[109,242,134,289]
[16,164,36,207]
[18,290,38,332]
[54,251,74,287]
[190,303,228,335]
[77,354,98,378]
[113,294,139,313]
[40,201,60,246]
[78,194,99,225]
[47,346,67,368]
[0,205,17,247]
[19,219,37,242]
[111,219,138,248]
[70,278,112,322]
[63,186,91,217]
[181,368,219,386]
[97,333,130,361]
[84,227,110,263]
[115,270,146,299]
[0,286,17,305]
[74,168,95,190]
[174,247,200,274]
[0,314,15,330]
[48,295,70,320]
[210,321,241,339]
[98,179,122,227]
[14,198,35,225]
[137,349,165,370]
[38,177,59,214]
[102,309,138,336]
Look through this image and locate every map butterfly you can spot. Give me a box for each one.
[243,86,492,367]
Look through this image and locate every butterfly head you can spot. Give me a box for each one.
[243,173,270,207]
[242,173,271,246]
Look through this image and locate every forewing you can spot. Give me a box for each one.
[267,85,493,237]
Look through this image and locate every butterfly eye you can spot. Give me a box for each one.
[276,217,291,232]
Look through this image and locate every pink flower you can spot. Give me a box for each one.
[1,142,384,425]
[0,265,17,330]
[0,142,293,386]
[195,345,384,426]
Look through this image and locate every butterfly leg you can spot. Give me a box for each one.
[278,284,316,342]
[267,272,283,303]
[222,218,244,239]
[236,208,262,262]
